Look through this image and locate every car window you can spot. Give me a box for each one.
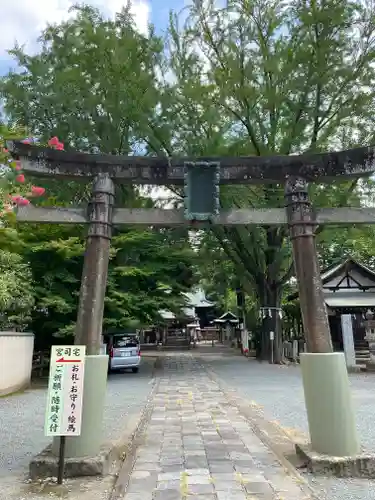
[113,336,139,348]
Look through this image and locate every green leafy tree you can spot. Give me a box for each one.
[0,6,197,345]
[0,249,34,331]
[13,216,197,345]
[16,223,84,347]
[197,232,237,312]
[104,227,197,331]
[141,0,375,362]
[0,4,164,207]
[1,5,162,155]
[0,125,36,332]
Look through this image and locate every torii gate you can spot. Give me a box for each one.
[8,140,375,468]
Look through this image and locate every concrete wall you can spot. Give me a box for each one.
[0,331,34,396]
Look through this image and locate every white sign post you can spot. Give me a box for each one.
[270,331,275,364]
[45,345,86,483]
[240,322,249,355]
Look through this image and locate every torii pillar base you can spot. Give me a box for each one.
[300,352,360,457]
[29,355,109,480]
[51,355,108,458]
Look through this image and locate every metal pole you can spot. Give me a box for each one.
[284,176,332,353]
[270,331,274,364]
[57,436,66,484]
[75,174,115,354]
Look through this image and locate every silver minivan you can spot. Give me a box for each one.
[104,333,141,373]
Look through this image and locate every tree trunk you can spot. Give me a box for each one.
[258,286,283,363]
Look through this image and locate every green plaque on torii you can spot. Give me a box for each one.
[183,161,220,221]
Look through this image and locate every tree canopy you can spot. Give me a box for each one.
[0,3,198,344]
[1,1,375,358]
[152,0,375,360]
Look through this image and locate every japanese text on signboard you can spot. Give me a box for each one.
[45,346,85,437]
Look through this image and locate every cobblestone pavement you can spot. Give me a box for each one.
[0,357,155,479]
[122,355,315,500]
[198,347,375,500]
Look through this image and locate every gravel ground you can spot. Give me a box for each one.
[0,358,155,480]
[3,348,375,500]
[198,348,375,500]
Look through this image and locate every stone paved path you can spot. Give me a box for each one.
[199,348,375,500]
[123,355,314,500]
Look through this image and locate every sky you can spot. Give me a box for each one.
[0,0,184,76]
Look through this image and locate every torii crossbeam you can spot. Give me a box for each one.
[7,140,375,184]
[8,140,375,226]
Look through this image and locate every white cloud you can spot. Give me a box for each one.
[105,0,151,35]
[0,0,150,63]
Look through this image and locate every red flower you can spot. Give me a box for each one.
[31,186,45,197]
[15,161,22,171]
[21,139,31,144]
[17,197,30,206]
[16,174,25,183]
[10,195,29,206]
[48,136,60,147]
[55,142,64,150]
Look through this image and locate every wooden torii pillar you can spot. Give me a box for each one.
[8,140,375,461]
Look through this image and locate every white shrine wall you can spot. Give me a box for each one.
[0,331,34,396]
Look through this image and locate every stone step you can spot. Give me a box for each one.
[161,345,191,351]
